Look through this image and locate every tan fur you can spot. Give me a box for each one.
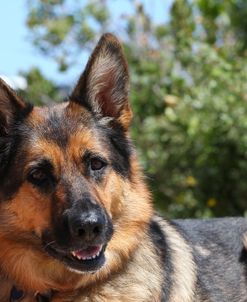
[243,233,247,249]
[73,232,163,302]
[154,217,197,302]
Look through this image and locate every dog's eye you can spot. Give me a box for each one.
[28,169,48,185]
[90,157,106,171]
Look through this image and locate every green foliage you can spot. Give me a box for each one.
[135,45,247,218]
[26,0,109,70]
[24,0,247,218]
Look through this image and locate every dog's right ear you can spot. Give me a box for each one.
[0,78,30,136]
[70,33,132,131]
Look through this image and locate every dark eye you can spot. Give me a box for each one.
[28,169,48,185]
[90,157,106,171]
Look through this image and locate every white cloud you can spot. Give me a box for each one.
[0,75,27,90]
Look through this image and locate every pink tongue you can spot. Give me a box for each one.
[74,245,101,258]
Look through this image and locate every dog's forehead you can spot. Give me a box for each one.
[19,102,131,178]
[25,102,104,153]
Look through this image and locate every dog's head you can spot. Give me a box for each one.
[0,34,152,290]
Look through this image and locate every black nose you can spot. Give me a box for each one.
[68,199,106,241]
[70,214,104,241]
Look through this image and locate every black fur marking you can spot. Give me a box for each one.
[98,123,132,178]
[14,102,33,123]
[70,95,93,114]
[0,150,27,201]
[42,111,69,148]
[0,103,33,173]
[149,218,173,301]
[239,244,247,286]
[27,159,57,193]
[173,218,247,301]
[0,104,33,201]
[36,291,52,302]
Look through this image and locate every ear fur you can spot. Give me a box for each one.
[70,33,132,130]
[0,78,32,172]
[0,78,31,136]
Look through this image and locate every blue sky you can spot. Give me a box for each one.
[0,1,172,85]
[0,1,72,84]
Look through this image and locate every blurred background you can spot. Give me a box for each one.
[1,0,247,218]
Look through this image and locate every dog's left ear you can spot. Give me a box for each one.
[70,33,132,131]
[0,79,32,175]
[0,79,30,136]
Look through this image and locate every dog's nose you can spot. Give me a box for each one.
[70,213,104,241]
[67,198,106,241]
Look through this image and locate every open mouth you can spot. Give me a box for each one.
[45,243,106,272]
[71,245,103,261]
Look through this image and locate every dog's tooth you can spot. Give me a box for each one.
[71,247,102,261]
[75,254,82,260]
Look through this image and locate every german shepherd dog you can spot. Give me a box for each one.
[1,34,247,302]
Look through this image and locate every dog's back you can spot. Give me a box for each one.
[151,217,247,301]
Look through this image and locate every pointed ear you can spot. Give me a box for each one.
[0,78,31,136]
[70,33,132,131]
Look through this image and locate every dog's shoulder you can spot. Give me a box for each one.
[149,215,247,301]
[149,215,197,302]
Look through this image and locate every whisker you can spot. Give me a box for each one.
[44,240,56,249]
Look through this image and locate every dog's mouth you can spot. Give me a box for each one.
[71,245,103,261]
[44,243,106,272]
